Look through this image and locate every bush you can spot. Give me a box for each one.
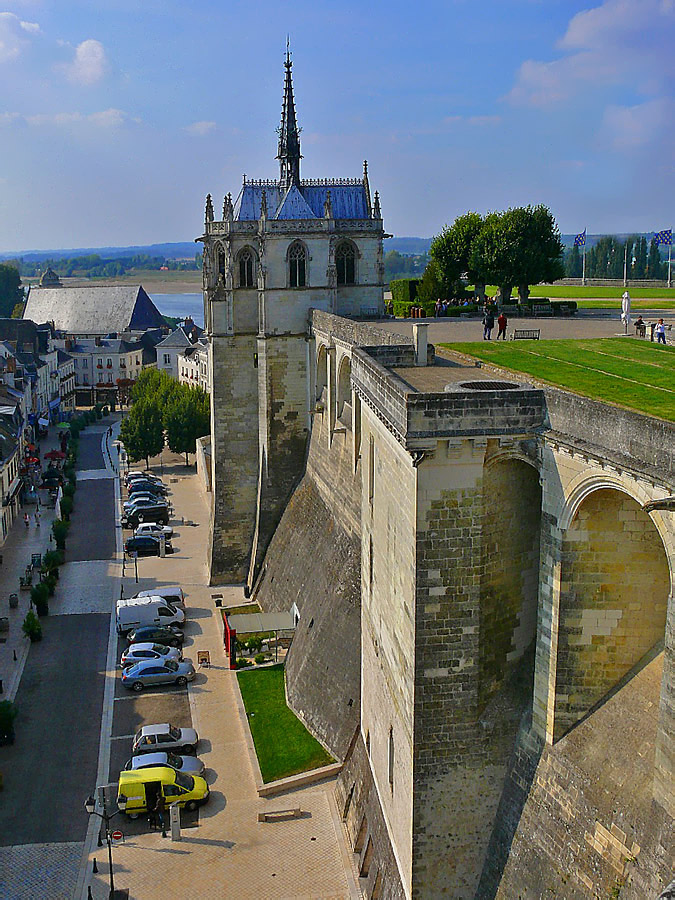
[22,609,42,642]
[0,700,18,743]
[31,582,49,616]
[62,482,76,499]
[235,658,252,669]
[254,653,267,665]
[390,278,421,304]
[246,636,263,653]
[60,496,73,520]
[52,518,69,550]
[42,549,64,571]
[43,573,58,597]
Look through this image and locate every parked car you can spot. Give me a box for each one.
[118,767,208,817]
[134,522,173,539]
[122,503,171,528]
[120,642,182,668]
[132,723,198,755]
[124,535,174,556]
[123,495,168,513]
[133,585,185,609]
[123,750,205,776]
[121,658,195,692]
[126,625,184,647]
[128,480,168,497]
[125,471,163,486]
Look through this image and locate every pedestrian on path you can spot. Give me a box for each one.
[483,309,495,340]
[497,312,508,340]
[24,513,29,529]
[655,319,667,344]
[34,511,40,528]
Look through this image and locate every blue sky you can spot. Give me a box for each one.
[0,0,673,251]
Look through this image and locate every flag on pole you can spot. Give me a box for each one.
[574,229,586,247]
[654,229,672,246]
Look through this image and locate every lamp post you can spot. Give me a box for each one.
[84,790,126,899]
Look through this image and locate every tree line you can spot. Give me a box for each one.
[120,369,210,468]
[565,236,667,280]
[420,206,564,304]
[10,252,201,279]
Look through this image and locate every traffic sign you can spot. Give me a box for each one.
[111,830,123,841]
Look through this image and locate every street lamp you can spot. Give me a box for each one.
[84,790,127,899]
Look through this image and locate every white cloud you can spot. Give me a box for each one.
[62,38,107,85]
[0,109,127,129]
[185,120,216,136]
[508,0,675,107]
[600,98,670,149]
[0,11,40,63]
[88,108,125,128]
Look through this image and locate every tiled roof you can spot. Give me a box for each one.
[157,327,192,349]
[232,180,370,221]
[23,285,165,334]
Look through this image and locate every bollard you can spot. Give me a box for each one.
[92,858,98,874]
[88,888,93,899]
[13,650,17,661]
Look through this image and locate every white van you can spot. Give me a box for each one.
[134,586,185,610]
[116,597,186,635]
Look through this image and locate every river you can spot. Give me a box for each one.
[147,292,204,327]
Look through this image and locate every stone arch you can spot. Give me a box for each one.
[479,453,542,708]
[316,343,328,403]
[235,244,257,288]
[286,239,309,287]
[553,484,670,740]
[337,354,352,426]
[214,241,227,280]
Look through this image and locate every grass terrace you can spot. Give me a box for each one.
[439,338,675,422]
[237,664,334,783]
[466,285,675,307]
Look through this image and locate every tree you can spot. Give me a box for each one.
[0,263,23,318]
[647,238,664,280]
[131,367,179,407]
[120,397,165,468]
[511,205,565,301]
[416,260,444,304]
[431,212,484,299]
[634,236,647,279]
[165,388,210,465]
[566,243,582,278]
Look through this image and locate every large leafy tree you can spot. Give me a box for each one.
[0,263,23,318]
[165,388,210,466]
[647,237,664,279]
[131,367,179,407]
[431,212,485,298]
[120,397,165,468]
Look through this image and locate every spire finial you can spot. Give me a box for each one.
[205,193,214,223]
[363,160,368,177]
[323,190,332,219]
[276,41,302,187]
[363,159,371,212]
[373,190,381,219]
[260,189,267,219]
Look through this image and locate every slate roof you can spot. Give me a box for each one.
[157,327,192,349]
[232,180,370,221]
[23,285,165,335]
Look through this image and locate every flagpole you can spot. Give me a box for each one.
[669,231,672,288]
[582,227,586,286]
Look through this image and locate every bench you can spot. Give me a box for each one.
[258,807,302,823]
[511,329,540,341]
[532,304,553,317]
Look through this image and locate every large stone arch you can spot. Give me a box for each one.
[553,483,670,740]
[337,354,352,425]
[316,343,328,403]
[480,451,542,707]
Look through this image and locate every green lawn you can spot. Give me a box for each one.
[466,285,675,306]
[439,338,675,422]
[237,664,334,783]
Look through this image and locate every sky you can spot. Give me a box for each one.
[0,0,673,252]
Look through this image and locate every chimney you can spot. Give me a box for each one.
[412,324,428,367]
[65,338,72,351]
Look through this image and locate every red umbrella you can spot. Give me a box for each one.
[26,456,39,464]
[44,450,66,460]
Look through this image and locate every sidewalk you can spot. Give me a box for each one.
[0,426,68,701]
[84,450,361,900]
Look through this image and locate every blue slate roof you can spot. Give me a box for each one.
[232,181,370,221]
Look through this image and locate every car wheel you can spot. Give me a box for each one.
[170,639,180,647]
[185,800,198,811]
[132,681,144,692]
[176,676,187,687]
[128,812,140,820]
[182,744,195,755]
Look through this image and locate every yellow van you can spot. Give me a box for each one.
[117,766,209,817]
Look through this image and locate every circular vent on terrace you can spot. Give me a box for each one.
[459,380,520,391]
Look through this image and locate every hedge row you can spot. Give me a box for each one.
[390,279,421,304]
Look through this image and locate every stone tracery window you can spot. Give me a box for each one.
[288,242,307,287]
[336,241,356,285]
[238,248,255,288]
[217,246,226,280]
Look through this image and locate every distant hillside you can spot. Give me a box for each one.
[0,242,198,262]
[387,237,432,255]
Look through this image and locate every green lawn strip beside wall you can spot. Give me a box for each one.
[439,340,675,422]
[464,285,675,305]
[237,664,334,783]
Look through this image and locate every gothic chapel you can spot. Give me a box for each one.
[199,51,386,584]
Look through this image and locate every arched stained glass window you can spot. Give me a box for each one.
[217,247,226,279]
[289,242,306,287]
[239,248,255,287]
[336,242,356,285]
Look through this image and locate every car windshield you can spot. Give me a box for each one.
[174,771,194,791]
[169,726,181,740]
[165,660,178,672]
[167,752,182,768]
[153,645,169,655]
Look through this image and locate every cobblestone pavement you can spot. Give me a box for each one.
[0,841,84,900]
[83,453,361,900]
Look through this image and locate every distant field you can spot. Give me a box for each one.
[439,338,675,422]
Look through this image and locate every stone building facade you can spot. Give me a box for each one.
[199,51,385,585]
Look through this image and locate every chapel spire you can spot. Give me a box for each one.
[276,40,302,187]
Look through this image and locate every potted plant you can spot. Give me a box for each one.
[0,700,18,746]
[22,609,42,642]
[31,583,49,616]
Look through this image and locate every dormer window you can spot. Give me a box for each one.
[289,242,306,287]
[238,248,255,288]
[336,242,356,285]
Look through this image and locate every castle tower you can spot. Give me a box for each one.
[199,51,385,586]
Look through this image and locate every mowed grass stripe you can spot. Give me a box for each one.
[520,345,675,392]
[584,339,674,369]
[440,341,675,421]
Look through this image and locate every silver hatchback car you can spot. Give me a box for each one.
[121,658,195,692]
[123,750,205,776]
[120,642,182,669]
[132,723,198,755]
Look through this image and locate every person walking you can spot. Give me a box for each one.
[153,794,166,834]
[434,298,442,318]
[655,319,667,344]
[497,312,508,340]
[34,510,40,528]
[24,512,30,529]
[482,308,495,340]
